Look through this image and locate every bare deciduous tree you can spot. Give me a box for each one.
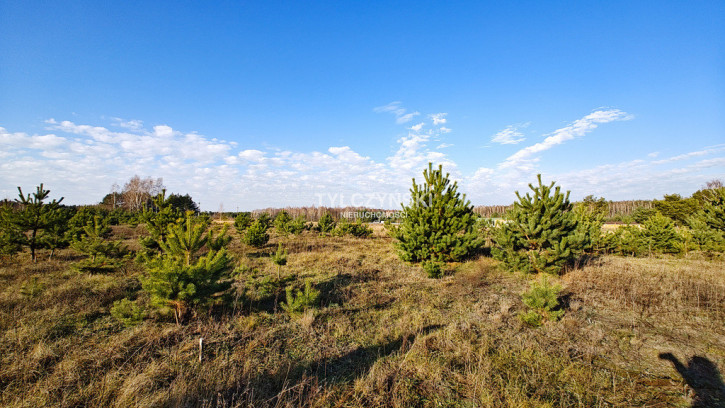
[705,179,723,190]
[122,176,164,211]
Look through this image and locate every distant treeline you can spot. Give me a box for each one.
[473,200,655,219]
[248,206,393,222]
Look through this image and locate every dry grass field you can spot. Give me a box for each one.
[1,225,724,407]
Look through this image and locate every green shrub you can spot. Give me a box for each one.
[632,207,658,224]
[334,218,373,238]
[4,184,66,262]
[138,191,184,255]
[686,215,725,252]
[71,216,127,273]
[422,260,445,279]
[317,213,335,235]
[641,213,681,254]
[207,224,232,251]
[20,276,45,298]
[274,210,292,235]
[653,194,698,226]
[281,279,320,316]
[287,216,308,235]
[519,276,564,327]
[234,212,253,234]
[701,187,725,232]
[110,298,145,327]
[244,219,270,247]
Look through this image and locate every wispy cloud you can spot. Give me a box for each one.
[2,108,721,209]
[374,101,420,124]
[651,145,725,165]
[500,109,633,169]
[111,117,144,131]
[491,123,528,145]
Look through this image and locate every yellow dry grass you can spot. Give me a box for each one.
[0,229,722,407]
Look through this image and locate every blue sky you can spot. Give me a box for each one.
[1,1,723,210]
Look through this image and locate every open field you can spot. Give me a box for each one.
[1,227,724,407]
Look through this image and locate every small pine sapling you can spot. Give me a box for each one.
[234,212,252,235]
[138,190,184,255]
[287,216,307,235]
[422,260,445,279]
[641,213,681,255]
[8,184,65,262]
[270,243,288,280]
[39,207,72,260]
[110,298,146,327]
[140,212,234,324]
[317,213,335,235]
[519,276,565,327]
[274,210,292,236]
[245,219,270,248]
[281,279,320,316]
[71,216,126,273]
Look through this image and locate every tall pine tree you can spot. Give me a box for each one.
[492,175,585,275]
[391,163,480,265]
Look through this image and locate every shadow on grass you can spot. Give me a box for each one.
[307,324,443,385]
[212,324,444,406]
[659,352,725,408]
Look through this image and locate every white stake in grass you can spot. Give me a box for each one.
[199,337,203,362]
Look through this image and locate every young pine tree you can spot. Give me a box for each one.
[492,175,584,275]
[270,243,288,280]
[40,207,73,260]
[640,213,681,255]
[0,205,22,257]
[274,210,292,235]
[686,215,725,252]
[71,215,126,273]
[700,187,725,232]
[140,212,234,324]
[244,219,270,248]
[391,163,481,266]
[317,213,336,235]
[519,276,565,327]
[287,216,307,235]
[7,184,66,262]
[138,190,184,254]
[234,212,253,235]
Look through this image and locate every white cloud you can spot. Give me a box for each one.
[410,122,424,132]
[239,149,266,162]
[153,125,176,138]
[651,145,725,164]
[396,112,420,124]
[430,113,447,125]
[2,109,722,209]
[112,118,144,131]
[500,109,633,169]
[491,123,528,144]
